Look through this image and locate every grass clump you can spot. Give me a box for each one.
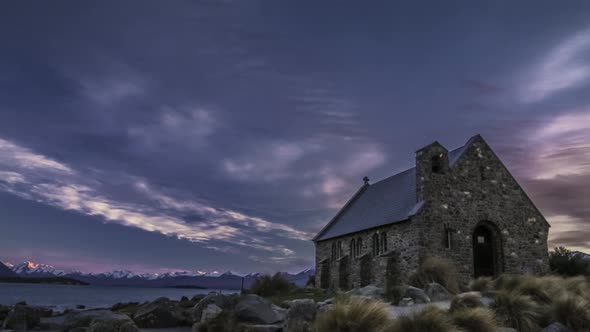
[386,306,458,332]
[268,287,331,306]
[451,307,497,332]
[469,277,493,292]
[550,295,590,331]
[491,291,542,332]
[407,256,459,294]
[196,310,244,332]
[314,296,391,332]
[449,292,484,312]
[249,273,295,297]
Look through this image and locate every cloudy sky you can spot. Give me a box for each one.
[0,1,589,274]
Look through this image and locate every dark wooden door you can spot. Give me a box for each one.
[473,226,495,277]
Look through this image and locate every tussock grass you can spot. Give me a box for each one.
[550,295,590,332]
[494,274,525,292]
[451,307,497,332]
[492,291,542,332]
[469,277,493,292]
[449,292,484,312]
[386,306,458,332]
[314,296,391,332]
[407,256,459,294]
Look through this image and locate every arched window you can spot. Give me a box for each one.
[331,243,336,261]
[357,238,362,257]
[350,239,356,257]
[381,232,387,253]
[372,233,380,256]
[431,155,443,173]
[337,241,343,259]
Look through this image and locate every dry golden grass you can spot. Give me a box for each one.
[449,292,484,312]
[386,306,459,332]
[314,296,391,332]
[468,277,493,292]
[407,256,459,294]
[451,307,497,332]
[491,290,543,332]
[550,295,590,332]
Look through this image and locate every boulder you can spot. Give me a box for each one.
[200,304,222,323]
[234,295,285,325]
[539,322,573,332]
[424,282,452,301]
[346,285,385,299]
[403,286,431,304]
[192,293,237,323]
[133,297,186,328]
[2,304,41,330]
[243,324,283,332]
[63,309,139,332]
[398,297,415,307]
[284,299,316,332]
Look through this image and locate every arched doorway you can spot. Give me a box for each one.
[473,225,496,277]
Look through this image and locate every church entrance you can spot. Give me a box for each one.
[472,225,496,277]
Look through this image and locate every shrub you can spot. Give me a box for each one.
[386,306,457,332]
[550,295,590,331]
[249,273,295,297]
[407,256,459,294]
[469,277,493,292]
[451,307,497,332]
[492,291,542,332]
[549,247,590,276]
[314,297,391,332]
[449,292,484,312]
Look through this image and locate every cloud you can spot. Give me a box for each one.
[520,28,590,103]
[128,107,217,149]
[0,137,309,258]
[529,110,590,180]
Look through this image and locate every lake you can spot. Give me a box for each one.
[0,283,237,311]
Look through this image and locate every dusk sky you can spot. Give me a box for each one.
[0,1,589,275]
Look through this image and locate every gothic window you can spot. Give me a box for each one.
[381,232,388,253]
[431,155,443,174]
[356,238,362,257]
[350,239,356,257]
[372,233,380,256]
[337,241,343,259]
[331,243,336,261]
[444,227,454,249]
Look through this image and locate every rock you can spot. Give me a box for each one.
[498,328,518,332]
[200,304,222,323]
[424,282,452,301]
[403,286,431,304]
[180,296,190,302]
[284,299,316,332]
[244,324,283,332]
[398,297,415,307]
[63,310,139,332]
[133,297,186,328]
[346,285,385,299]
[539,322,573,332]
[192,293,237,323]
[234,295,285,325]
[2,304,41,330]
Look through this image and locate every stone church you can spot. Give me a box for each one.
[313,135,550,290]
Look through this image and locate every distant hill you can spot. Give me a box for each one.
[0,262,16,277]
[8,261,315,290]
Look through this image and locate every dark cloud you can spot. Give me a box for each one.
[1,0,590,273]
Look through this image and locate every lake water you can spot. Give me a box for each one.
[0,283,237,311]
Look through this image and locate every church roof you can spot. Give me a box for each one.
[313,135,479,242]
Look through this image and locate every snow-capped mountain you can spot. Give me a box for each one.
[0,261,16,277]
[8,261,315,289]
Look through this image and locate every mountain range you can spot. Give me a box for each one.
[0,261,314,290]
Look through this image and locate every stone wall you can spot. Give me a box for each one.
[415,136,550,284]
[315,135,550,290]
[315,219,420,290]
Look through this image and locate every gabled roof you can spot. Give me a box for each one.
[313,135,479,242]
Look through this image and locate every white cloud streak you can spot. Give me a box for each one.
[520,28,590,103]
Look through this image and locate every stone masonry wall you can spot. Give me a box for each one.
[415,136,550,285]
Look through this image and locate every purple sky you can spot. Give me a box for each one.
[0,1,589,274]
